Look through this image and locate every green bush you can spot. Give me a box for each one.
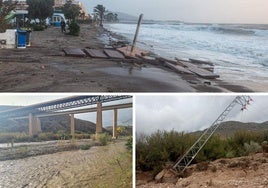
[75,133,91,140]
[38,132,58,141]
[126,136,132,151]
[97,133,110,146]
[136,130,196,173]
[0,132,30,143]
[32,24,46,31]
[68,21,80,36]
[196,134,228,162]
[80,144,91,150]
[244,141,262,155]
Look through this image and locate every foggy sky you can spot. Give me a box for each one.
[0,95,132,127]
[136,95,268,134]
[80,0,268,24]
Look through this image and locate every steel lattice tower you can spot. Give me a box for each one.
[173,96,252,173]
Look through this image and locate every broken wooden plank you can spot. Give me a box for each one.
[189,58,214,66]
[117,45,149,58]
[103,49,125,59]
[63,48,86,57]
[179,61,220,79]
[84,49,108,58]
[135,55,162,65]
[165,62,194,74]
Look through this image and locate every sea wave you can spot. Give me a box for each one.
[105,22,268,81]
[153,23,268,37]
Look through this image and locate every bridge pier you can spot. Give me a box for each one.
[113,109,118,139]
[70,114,75,140]
[29,113,42,136]
[96,101,103,134]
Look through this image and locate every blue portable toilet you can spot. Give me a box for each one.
[17,29,27,48]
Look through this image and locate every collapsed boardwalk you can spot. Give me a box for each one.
[0,24,253,92]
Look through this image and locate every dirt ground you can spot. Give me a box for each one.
[0,140,132,188]
[136,153,268,188]
[0,24,256,92]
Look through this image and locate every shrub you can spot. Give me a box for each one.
[262,141,268,153]
[97,133,110,146]
[126,136,132,151]
[75,133,90,140]
[38,132,58,141]
[32,24,46,31]
[196,134,227,162]
[56,130,70,140]
[136,130,196,173]
[18,146,28,157]
[244,141,262,155]
[80,144,91,150]
[68,21,80,36]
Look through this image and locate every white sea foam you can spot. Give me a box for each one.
[105,22,268,82]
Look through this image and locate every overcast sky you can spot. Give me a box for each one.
[81,0,268,24]
[136,95,268,135]
[0,95,132,127]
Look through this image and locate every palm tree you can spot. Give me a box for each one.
[0,0,17,32]
[93,4,106,27]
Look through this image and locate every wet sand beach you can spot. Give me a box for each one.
[0,24,261,92]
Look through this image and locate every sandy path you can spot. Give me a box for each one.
[0,140,132,188]
[0,25,196,92]
[0,24,256,92]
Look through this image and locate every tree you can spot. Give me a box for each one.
[0,0,17,32]
[104,12,119,22]
[114,13,118,22]
[26,0,54,24]
[61,0,80,21]
[93,4,106,27]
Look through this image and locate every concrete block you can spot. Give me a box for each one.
[0,29,16,49]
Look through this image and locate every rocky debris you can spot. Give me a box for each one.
[137,153,268,188]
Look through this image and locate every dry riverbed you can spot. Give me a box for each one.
[0,140,132,188]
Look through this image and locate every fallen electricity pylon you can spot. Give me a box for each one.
[156,96,252,180]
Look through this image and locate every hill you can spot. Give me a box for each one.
[0,114,98,134]
[0,105,21,112]
[194,121,268,137]
[114,12,138,22]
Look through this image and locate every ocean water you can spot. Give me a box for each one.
[105,22,268,82]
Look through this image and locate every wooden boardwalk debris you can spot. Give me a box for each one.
[104,49,125,59]
[165,62,193,74]
[179,61,219,79]
[117,45,149,58]
[189,58,214,66]
[84,49,108,58]
[63,48,86,57]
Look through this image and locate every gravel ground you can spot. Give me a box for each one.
[0,140,132,188]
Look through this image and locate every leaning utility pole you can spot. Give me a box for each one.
[131,14,143,53]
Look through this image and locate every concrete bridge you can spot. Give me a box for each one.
[0,95,132,139]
